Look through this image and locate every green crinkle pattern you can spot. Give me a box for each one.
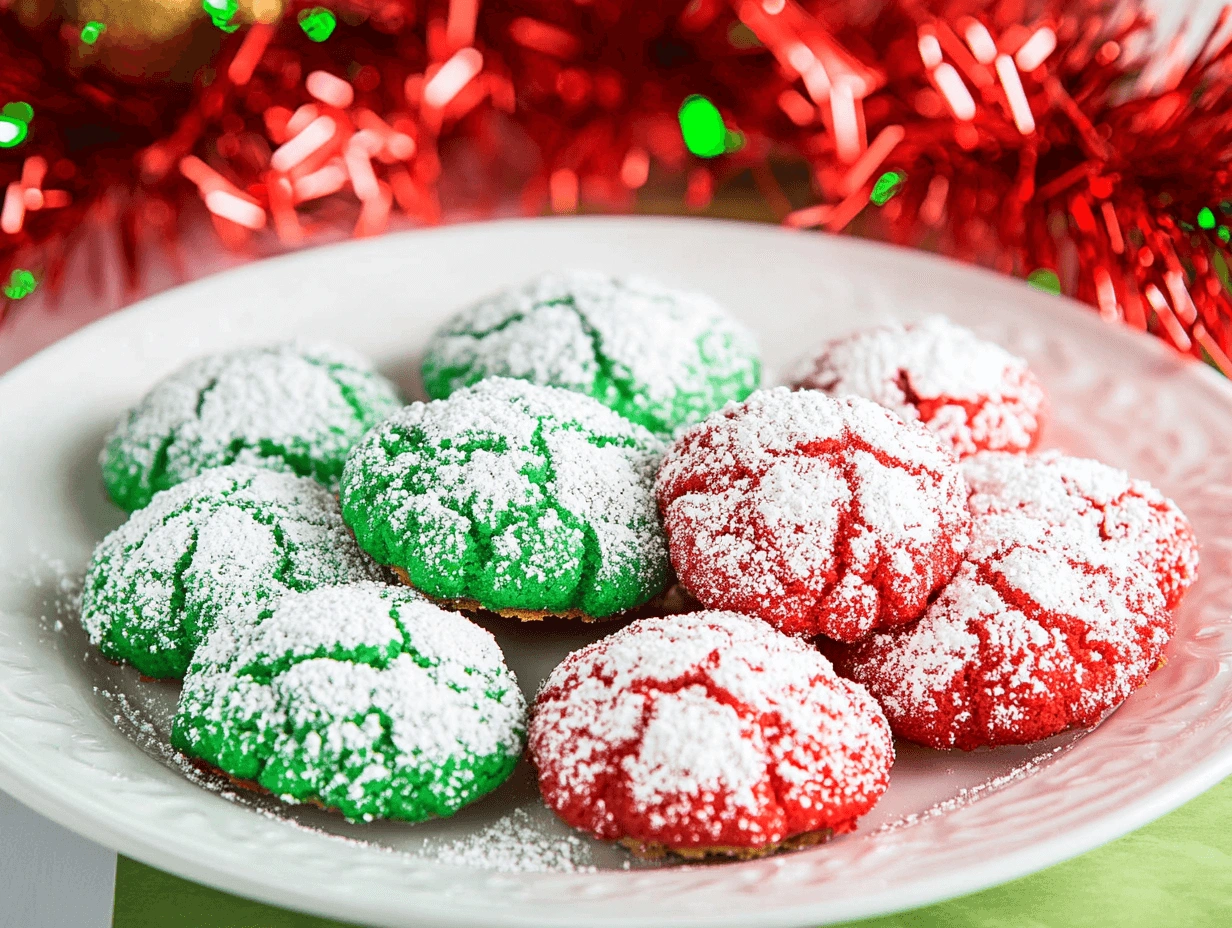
[102,341,402,512]
[80,465,386,679]
[421,271,760,436]
[171,583,526,822]
[340,378,670,617]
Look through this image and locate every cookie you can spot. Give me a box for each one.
[340,377,670,619]
[655,388,971,641]
[529,611,893,858]
[172,583,526,822]
[963,451,1198,609]
[829,468,1175,750]
[384,566,695,623]
[102,340,401,511]
[80,465,384,679]
[795,316,1046,458]
[421,271,760,436]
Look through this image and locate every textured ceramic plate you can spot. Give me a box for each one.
[1,217,1230,928]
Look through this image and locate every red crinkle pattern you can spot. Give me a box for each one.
[529,612,894,853]
[795,317,1047,459]
[655,388,971,641]
[964,451,1198,610]
[829,456,1179,750]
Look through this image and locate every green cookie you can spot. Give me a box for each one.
[172,582,526,822]
[421,271,760,436]
[102,341,402,512]
[340,377,670,617]
[81,465,385,679]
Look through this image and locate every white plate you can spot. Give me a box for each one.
[1,217,1231,928]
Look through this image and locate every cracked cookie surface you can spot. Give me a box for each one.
[828,454,1178,750]
[101,340,402,512]
[656,388,971,641]
[795,316,1046,458]
[421,271,760,436]
[530,611,893,856]
[81,465,386,679]
[173,582,526,822]
[339,377,670,618]
[963,450,1198,610]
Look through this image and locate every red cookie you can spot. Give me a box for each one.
[529,611,894,858]
[655,388,971,641]
[829,468,1176,750]
[964,451,1198,610]
[795,316,1046,458]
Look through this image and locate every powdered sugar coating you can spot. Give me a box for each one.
[173,583,526,822]
[529,611,893,853]
[421,271,761,436]
[656,388,970,641]
[341,377,670,617]
[81,465,385,679]
[963,451,1198,609]
[795,317,1046,458]
[101,340,402,511]
[427,808,596,873]
[830,463,1176,750]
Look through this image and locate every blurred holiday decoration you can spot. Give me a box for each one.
[203,1,242,35]
[298,6,336,42]
[79,21,106,45]
[2,267,37,299]
[1,0,1231,370]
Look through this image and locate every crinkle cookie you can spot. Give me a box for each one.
[81,466,385,679]
[102,340,402,511]
[340,377,670,619]
[421,271,760,436]
[655,388,970,641]
[828,465,1175,750]
[530,611,893,859]
[795,316,1046,458]
[173,583,526,822]
[963,451,1198,610]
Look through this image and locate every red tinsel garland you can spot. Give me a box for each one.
[1,0,1231,370]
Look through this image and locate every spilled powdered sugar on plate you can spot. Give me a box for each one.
[92,673,599,872]
[875,742,1074,835]
[0,219,1229,928]
[427,808,597,873]
[22,552,82,628]
[37,560,1080,876]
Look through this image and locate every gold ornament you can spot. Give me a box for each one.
[59,0,286,79]
[69,0,202,44]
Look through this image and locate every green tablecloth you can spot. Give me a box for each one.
[112,776,1232,928]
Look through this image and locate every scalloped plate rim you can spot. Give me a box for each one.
[0,216,1229,928]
